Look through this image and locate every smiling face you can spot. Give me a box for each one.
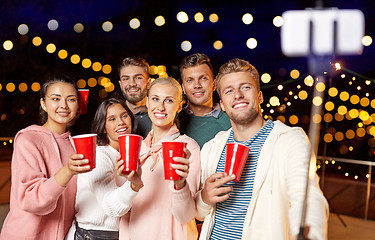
[119,65,150,105]
[218,71,263,126]
[104,103,132,150]
[40,82,79,133]
[181,64,215,108]
[147,83,182,131]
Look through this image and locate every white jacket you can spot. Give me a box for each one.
[196,120,328,240]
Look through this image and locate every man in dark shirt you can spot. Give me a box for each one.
[118,56,152,138]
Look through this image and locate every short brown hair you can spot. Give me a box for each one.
[215,58,260,96]
[179,53,214,79]
[118,56,150,77]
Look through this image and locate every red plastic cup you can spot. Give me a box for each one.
[78,89,89,114]
[72,133,97,170]
[224,143,250,182]
[118,134,143,174]
[162,141,187,180]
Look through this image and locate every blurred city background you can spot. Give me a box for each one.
[0,0,375,238]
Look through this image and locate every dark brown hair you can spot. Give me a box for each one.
[91,97,136,146]
[117,56,150,77]
[179,53,214,79]
[39,75,79,125]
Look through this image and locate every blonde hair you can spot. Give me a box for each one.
[148,77,183,102]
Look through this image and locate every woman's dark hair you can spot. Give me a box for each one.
[91,97,137,146]
[39,75,79,125]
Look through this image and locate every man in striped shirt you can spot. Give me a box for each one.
[196,58,328,239]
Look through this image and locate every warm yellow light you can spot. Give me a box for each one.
[88,78,97,87]
[316,82,326,92]
[102,64,112,74]
[0,83,2,91]
[31,82,40,92]
[149,65,158,75]
[324,133,333,143]
[242,13,253,24]
[157,65,166,74]
[70,54,80,64]
[304,75,314,87]
[105,82,115,92]
[246,38,257,49]
[18,83,28,92]
[261,73,271,84]
[323,113,333,123]
[74,23,84,33]
[349,109,359,118]
[99,89,108,98]
[277,85,283,90]
[194,12,204,23]
[312,114,322,123]
[181,41,192,51]
[155,16,165,26]
[46,43,56,53]
[337,105,347,115]
[58,49,68,59]
[6,83,16,92]
[289,115,299,125]
[92,62,102,72]
[209,13,219,23]
[328,87,338,97]
[3,40,13,51]
[359,110,370,121]
[276,115,286,123]
[325,101,334,111]
[362,35,373,46]
[339,91,349,101]
[360,97,370,107]
[77,79,86,88]
[129,19,140,29]
[335,113,344,121]
[346,130,355,139]
[312,96,323,106]
[82,58,92,68]
[365,80,371,85]
[102,21,113,32]
[367,126,375,136]
[32,36,42,46]
[356,128,366,138]
[177,11,189,23]
[350,95,359,105]
[290,69,300,79]
[335,132,344,141]
[0,114,6,121]
[273,16,284,27]
[335,62,341,70]
[269,96,280,106]
[213,40,223,50]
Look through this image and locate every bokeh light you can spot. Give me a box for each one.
[181,41,192,51]
[213,40,223,50]
[273,16,284,27]
[209,13,219,23]
[46,43,56,53]
[18,24,29,35]
[194,12,204,22]
[48,19,59,31]
[362,35,372,46]
[32,36,42,46]
[129,19,140,29]
[74,23,84,33]
[3,40,13,50]
[155,16,165,26]
[102,21,113,32]
[242,13,253,24]
[246,38,257,49]
[177,11,189,23]
[261,73,271,83]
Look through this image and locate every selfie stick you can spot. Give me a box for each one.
[281,4,364,240]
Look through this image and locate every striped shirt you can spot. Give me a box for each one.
[210,120,274,240]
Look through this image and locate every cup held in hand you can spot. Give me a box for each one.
[224,143,250,182]
[162,141,187,180]
[118,134,142,174]
[72,133,97,170]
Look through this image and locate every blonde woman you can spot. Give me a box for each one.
[117,77,201,240]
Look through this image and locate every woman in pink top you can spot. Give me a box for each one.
[117,77,201,240]
[0,76,91,240]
